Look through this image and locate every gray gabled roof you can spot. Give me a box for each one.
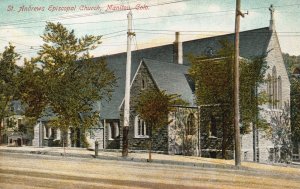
[96,27,272,120]
[143,58,195,105]
[182,27,272,63]
[94,46,175,119]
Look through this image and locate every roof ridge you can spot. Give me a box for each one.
[96,27,270,59]
[184,27,271,43]
[142,58,190,67]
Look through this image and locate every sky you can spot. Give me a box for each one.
[0,0,299,66]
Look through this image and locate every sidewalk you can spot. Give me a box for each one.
[0,145,236,168]
[1,145,299,174]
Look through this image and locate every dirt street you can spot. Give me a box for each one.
[0,152,299,189]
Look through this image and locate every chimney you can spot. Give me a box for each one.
[269,4,275,31]
[173,32,183,64]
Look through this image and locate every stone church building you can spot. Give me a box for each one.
[32,7,290,163]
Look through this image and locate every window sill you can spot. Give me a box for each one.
[134,136,149,139]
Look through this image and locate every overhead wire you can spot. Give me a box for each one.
[0,0,190,27]
[0,2,298,35]
[2,1,299,56]
[0,1,297,28]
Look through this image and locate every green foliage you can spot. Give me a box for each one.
[189,40,268,158]
[189,40,234,105]
[283,53,300,152]
[0,44,21,142]
[189,40,235,158]
[240,56,268,133]
[17,60,47,118]
[135,88,184,160]
[136,88,182,132]
[0,44,21,119]
[18,22,116,144]
[282,53,300,77]
[267,104,292,163]
[189,40,267,133]
[291,78,300,146]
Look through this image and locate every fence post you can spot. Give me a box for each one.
[95,140,99,157]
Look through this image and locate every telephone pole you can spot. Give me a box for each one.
[122,11,135,157]
[234,0,243,166]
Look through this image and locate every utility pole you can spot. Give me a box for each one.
[234,0,244,166]
[122,11,135,157]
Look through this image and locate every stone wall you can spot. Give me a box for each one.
[241,130,254,162]
[257,130,274,163]
[32,123,42,147]
[86,128,104,150]
[199,106,234,159]
[168,108,200,156]
[241,127,274,163]
[243,31,292,163]
[259,31,290,110]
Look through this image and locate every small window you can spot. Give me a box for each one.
[209,116,217,137]
[135,116,149,138]
[44,125,50,138]
[17,119,22,126]
[141,78,146,90]
[244,151,248,161]
[205,47,215,57]
[52,128,57,139]
[17,119,24,132]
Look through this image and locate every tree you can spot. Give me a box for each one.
[283,53,300,154]
[239,56,269,133]
[189,40,268,159]
[135,88,183,161]
[189,40,234,159]
[0,44,20,143]
[291,77,300,154]
[267,104,292,163]
[18,22,116,150]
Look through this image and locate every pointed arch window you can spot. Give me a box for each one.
[267,66,282,109]
[278,76,282,109]
[267,74,272,108]
[272,66,277,109]
[141,78,147,90]
[186,113,196,135]
[134,115,149,138]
